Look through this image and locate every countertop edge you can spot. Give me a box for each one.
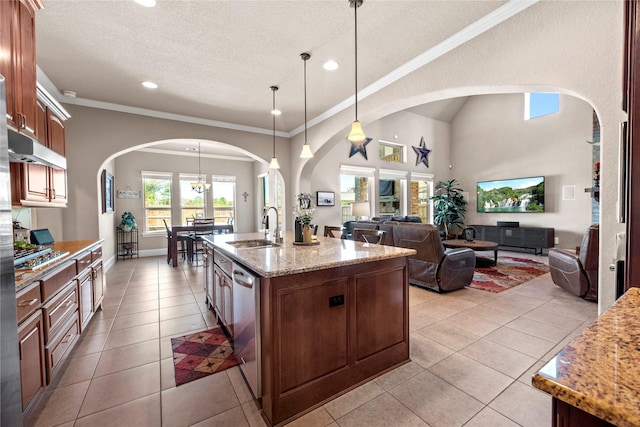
[531,287,640,427]
[203,233,416,278]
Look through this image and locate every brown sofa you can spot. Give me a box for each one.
[548,224,599,301]
[348,221,476,292]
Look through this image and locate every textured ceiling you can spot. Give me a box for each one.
[36,0,508,140]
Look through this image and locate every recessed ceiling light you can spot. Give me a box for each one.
[62,90,77,98]
[134,0,156,7]
[271,109,281,116]
[141,81,158,89]
[323,60,339,71]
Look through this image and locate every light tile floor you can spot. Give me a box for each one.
[25,251,598,427]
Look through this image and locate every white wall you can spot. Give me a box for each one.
[113,151,256,255]
[309,111,449,230]
[453,94,593,249]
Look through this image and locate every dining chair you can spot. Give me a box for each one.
[354,228,386,245]
[189,220,215,265]
[163,219,188,263]
[324,226,343,238]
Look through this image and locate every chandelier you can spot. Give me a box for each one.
[191,142,210,193]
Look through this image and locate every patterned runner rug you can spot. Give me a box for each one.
[171,326,239,386]
[469,255,550,293]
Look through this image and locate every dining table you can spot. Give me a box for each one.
[168,223,233,267]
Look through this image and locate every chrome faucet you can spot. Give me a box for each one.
[265,206,282,243]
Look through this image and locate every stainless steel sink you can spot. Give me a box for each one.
[227,239,280,249]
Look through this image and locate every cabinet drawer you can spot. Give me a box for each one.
[16,281,41,324]
[42,282,78,342]
[45,315,79,383]
[91,245,103,262]
[41,261,76,301]
[76,252,92,275]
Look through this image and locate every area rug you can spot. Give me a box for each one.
[469,255,550,293]
[171,326,239,386]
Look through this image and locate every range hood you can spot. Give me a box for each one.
[8,129,66,170]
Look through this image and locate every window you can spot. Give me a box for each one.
[340,166,374,223]
[410,173,434,224]
[142,171,172,233]
[179,173,205,224]
[525,92,559,120]
[378,140,405,163]
[211,176,235,226]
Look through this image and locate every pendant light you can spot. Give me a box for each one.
[269,85,280,169]
[299,53,314,158]
[191,142,211,193]
[347,0,366,143]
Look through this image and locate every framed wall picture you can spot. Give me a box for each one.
[102,170,114,213]
[317,191,335,206]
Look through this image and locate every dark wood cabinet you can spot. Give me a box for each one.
[11,103,67,206]
[2,0,68,208]
[0,0,42,138]
[552,398,615,427]
[17,311,45,412]
[260,256,409,425]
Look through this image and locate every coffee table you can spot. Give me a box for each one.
[442,239,499,267]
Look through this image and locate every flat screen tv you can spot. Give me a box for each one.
[477,176,545,213]
[379,179,395,196]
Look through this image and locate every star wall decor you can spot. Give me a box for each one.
[412,136,432,167]
[348,136,372,160]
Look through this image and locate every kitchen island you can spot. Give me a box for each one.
[203,232,416,426]
[532,287,640,427]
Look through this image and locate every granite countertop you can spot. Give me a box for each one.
[203,232,416,278]
[532,287,640,427]
[15,239,103,291]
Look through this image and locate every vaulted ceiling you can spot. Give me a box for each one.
[35,0,526,154]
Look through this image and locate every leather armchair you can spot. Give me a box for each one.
[548,224,599,301]
[392,223,476,292]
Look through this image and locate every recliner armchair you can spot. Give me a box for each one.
[392,223,476,292]
[548,224,599,301]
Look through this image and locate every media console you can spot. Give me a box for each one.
[469,225,554,255]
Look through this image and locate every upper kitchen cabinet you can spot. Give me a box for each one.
[11,93,68,207]
[0,0,44,140]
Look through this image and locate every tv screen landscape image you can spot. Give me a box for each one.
[477,176,545,213]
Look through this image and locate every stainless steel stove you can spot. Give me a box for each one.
[14,247,69,270]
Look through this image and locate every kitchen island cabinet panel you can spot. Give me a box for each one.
[354,266,406,360]
[261,256,410,426]
[277,276,349,393]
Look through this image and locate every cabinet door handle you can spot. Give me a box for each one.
[65,300,74,308]
[61,333,75,344]
[18,298,38,307]
[51,188,56,199]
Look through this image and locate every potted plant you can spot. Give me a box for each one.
[430,179,467,239]
[120,211,137,231]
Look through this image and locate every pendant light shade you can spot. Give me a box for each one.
[269,85,280,169]
[299,52,314,158]
[191,142,211,193]
[348,0,366,143]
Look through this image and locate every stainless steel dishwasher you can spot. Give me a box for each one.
[232,262,261,398]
